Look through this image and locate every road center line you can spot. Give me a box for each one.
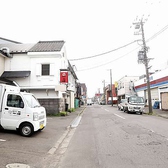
[149,129,154,133]
[114,113,125,119]
[0,139,6,142]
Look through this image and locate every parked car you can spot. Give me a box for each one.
[99,100,106,105]
[107,100,112,105]
[118,99,127,111]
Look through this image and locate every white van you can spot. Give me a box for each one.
[0,83,46,137]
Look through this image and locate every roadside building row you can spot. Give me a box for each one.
[134,67,168,110]
[96,67,168,110]
[0,37,87,114]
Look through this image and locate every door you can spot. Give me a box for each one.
[161,92,168,110]
[1,93,25,130]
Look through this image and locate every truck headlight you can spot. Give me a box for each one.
[33,112,39,121]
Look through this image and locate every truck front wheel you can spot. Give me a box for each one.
[19,123,34,137]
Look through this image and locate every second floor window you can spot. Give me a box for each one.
[42,64,50,76]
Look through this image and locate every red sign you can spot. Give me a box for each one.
[60,71,68,83]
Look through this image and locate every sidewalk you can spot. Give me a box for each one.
[58,106,86,127]
[144,107,168,119]
[69,106,86,126]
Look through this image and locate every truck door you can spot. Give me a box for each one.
[1,93,25,130]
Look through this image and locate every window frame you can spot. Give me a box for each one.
[41,64,50,76]
[7,94,24,108]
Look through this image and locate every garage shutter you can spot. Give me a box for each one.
[145,88,159,105]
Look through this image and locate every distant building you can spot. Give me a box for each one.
[105,84,117,104]
[117,75,139,100]
[80,83,87,105]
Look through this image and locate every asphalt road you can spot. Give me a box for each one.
[1,105,168,168]
[0,111,80,168]
[59,104,168,168]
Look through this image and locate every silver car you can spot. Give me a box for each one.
[118,99,127,111]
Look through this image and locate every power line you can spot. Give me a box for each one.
[77,47,139,72]
[69,40,137,61]
[146,24,168,42]
[76,23,168,72]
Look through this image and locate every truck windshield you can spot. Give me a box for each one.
[24,94,41,108]
[129,96,144,103]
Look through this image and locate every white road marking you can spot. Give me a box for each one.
[0,139,6,142]
[71,116,82,128]
[114,113,125,119]
[105,109,109,112]
[149,129,154,133]
[48,128,70,154]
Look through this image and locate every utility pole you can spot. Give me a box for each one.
[133,19,153,115]
[102,80,106,104]
[110,69,113,106]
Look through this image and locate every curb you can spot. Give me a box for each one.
[70,106,86,128]
[144,111,168,119]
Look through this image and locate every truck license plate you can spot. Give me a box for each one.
[40,124,44,129]
[40,121,44,129]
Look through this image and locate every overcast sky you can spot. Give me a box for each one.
[1,0,168,97]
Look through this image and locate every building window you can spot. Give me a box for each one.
[42,64,50,76]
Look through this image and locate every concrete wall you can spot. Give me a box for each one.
[38,98,65,115]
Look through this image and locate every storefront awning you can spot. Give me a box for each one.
[1,71,31,78]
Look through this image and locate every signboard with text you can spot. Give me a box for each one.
[60,71,68,83]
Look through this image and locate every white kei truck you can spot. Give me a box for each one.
[0,83,46,137]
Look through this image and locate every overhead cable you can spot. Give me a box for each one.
[69,40,137,61]
[146,24,168,42]
[77,47,139,72]
[76,23,168,71]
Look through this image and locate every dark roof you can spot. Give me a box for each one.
[0,37,21,44]
[1,71,31,78]
[0,43,34,54]
[0,40,65,55]
[29,41,65,52]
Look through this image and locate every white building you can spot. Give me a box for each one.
[0,37,21,75]
[0,40,78,114]
[117,75,139,100]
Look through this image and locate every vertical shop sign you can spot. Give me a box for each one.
[60,71,68,83]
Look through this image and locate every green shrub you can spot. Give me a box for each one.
[59,111,68,116]
[68,108,75,112]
